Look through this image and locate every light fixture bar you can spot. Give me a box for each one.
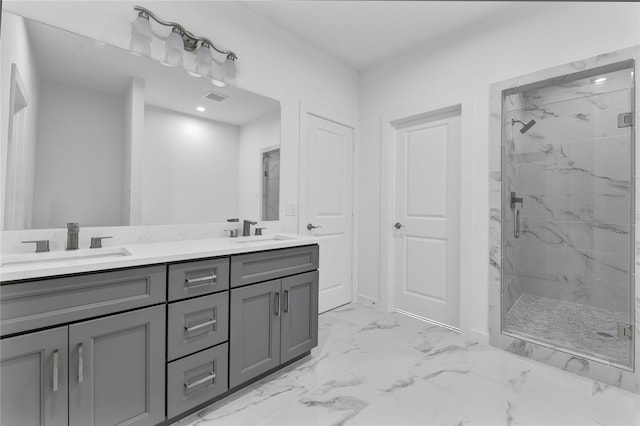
[133,5,238,60]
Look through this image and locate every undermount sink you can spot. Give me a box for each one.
[233,235,295,244]
[1,247,132,268]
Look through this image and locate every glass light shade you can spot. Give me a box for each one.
[222,57,237,83]
[163,30,184,67]
[130,15,152,56]
[133,15,152,39]
[195,44,213,76]
[130,37,151,57]
[210,62,226,87]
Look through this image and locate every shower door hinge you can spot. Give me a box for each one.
[617,112,633,128]
[617,323,633,339]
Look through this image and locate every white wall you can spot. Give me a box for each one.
[1,0,359,242]
[0,12,40,229]
[141,105,240,225]
[33,79,124,228]
[358,2,640,339]
[238,109,281,223]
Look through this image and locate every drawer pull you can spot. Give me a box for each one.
[275,292,280,316]
[184,319,216,333]
[78,343,84,383]
[284,290,289,313]
[52,349,59,392]
[185,274,217,287]
[184,372,216,391]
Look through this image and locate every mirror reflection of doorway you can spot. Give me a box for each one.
[262,148,280,221]
[5,64,31,230]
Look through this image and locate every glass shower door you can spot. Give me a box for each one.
[501,63,635,368]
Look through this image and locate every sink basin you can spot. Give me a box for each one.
[1,247,132,268]
[233,235,294,245]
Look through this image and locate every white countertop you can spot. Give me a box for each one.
[0,233,319,282]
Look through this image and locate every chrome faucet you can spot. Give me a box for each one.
[66,222,79,250]
[242,220,257,237]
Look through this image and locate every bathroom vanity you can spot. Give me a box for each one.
[0,236,319,426]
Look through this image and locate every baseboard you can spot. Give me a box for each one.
[469,328,490,344]
[355,293,379,307]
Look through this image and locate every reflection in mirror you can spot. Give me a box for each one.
[262,147,280,221]
[0,12,281,230]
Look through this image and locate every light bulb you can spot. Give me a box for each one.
[163,29,185,67]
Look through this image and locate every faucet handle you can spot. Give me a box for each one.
[225,229,239,238]
[66,222,79,230]
[226,218,239,223]
[22,240,50,253]
[255,227,267,236]
[90,236,112,249]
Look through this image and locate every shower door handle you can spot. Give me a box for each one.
[514,208,520,239]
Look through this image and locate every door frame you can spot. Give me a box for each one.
[298,101,359,307]
[380,98,479,340]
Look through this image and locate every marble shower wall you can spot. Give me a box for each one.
[505,68,633,313]
[488,47,640,394]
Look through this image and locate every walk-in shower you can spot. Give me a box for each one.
[500,60,636,369]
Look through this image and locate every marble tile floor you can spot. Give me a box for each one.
[505,293,630,365]
[173,303,640,426]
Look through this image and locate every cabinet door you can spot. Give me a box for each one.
[68,305,165,426]
[281,271,319,363]
[1,326,68,426]
[229,279,281,388]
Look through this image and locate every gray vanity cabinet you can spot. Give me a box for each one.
[280,271,319,363]
[229,279,282,388]
[1,326,69,426]
[68,305,166,426]
[229,245,319,389]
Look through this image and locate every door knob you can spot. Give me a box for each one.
[307,223,322,231]
[394,222,405,230]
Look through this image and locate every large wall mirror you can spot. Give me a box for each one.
[1,12,281,230]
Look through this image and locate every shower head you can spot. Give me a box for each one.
[512,118,537,134]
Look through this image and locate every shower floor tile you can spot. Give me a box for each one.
[504,293,630,364]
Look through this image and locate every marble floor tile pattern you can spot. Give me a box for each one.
[173,303,640,426]
[505,293,630,364]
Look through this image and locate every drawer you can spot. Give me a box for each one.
[167,343,229,419]
[230,245,319,288]
[0,265,166,336]
[168,258,230,301]
[167,292,229,361]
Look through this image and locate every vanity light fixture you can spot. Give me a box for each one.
[131,6,238,85]
[593,77,607,84]
[196,106,206,112]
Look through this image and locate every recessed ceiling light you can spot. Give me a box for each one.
[196,106,206,112]
[594,77,607,83]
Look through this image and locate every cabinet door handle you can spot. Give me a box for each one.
[184,318,216,333]
[184,372,216,392]
[284,290,289,313]
[275,292,280,316]
[78,343,84,383]
[185,274,217,287]
[52,349,59,392]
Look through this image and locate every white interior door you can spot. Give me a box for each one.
[304,113,353,313]
[393,112,461,328]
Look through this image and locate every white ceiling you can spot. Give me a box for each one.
[241,1,520,71]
